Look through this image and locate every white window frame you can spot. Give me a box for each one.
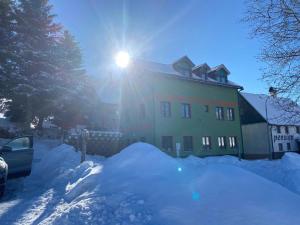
[216,107,224,120]
[226,108,235,121]
[228,136,237,148]
[218,136,226,148]
[181,103,191,118]
[202,136,211,149]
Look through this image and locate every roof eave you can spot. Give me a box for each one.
[144,70,243,89]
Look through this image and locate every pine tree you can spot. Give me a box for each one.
[3,0,96,130]
[7,0,62,128]
[52,31,96,129]
[0,0,17,98]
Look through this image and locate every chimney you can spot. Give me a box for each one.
[269,87,277,97]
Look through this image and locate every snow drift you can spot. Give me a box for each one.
[1,141,300,225]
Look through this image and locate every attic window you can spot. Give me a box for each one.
[172,56,194,77]
[218,75,227,83]
[175,65,191,77]
[181,69,191,77]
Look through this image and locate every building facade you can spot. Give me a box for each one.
[120,56,244,157]
[239,92,300,159]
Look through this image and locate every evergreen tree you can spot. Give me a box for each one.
[52,31,96,129]
[3,0,96,130]
[0,0,17,98]
[6,0,62,128]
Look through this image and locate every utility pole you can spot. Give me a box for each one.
[266,87,277,160]
[265,96,272,160]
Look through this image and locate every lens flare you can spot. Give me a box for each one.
[115,51,130,68]
[192,192,200,201]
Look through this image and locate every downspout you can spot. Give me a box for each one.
[265,96,273,160]
[238,88,244,160]
[269,124,274,158]
[151,83,156,145]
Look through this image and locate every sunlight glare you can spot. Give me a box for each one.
[115,51,130,68]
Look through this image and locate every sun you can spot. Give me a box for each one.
[115,51,130,68]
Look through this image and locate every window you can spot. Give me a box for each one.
[181,69,191,77]
[217,137,226,148]
[297,126,300,134]
[181,103,191,118]
[285,126,289,134]
[277,126,281,133]
[204,105,209,112]
[183,136,193,151]
[218,75,227,83]
[278,143,283,151]
[226,108,235,121]
[140,104,146,119]
[160,101,171,118]
[216,107,224,120]
[202,136,211,149]
[4,137,31,151]
[162,136,173,151]
[287,143,291,151]
[228,137,237,148]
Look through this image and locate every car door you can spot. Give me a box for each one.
[0,136,33,175]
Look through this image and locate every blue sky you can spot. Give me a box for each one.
[50,0,268,94]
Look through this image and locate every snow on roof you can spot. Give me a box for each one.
[98,58,242,104]
[172,55,195,67]
[133,59,182,76]
[132,59,241,89]
[192,63,210,71]
[208,64,230,75]
[241,92,300,126]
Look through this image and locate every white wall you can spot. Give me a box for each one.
[271,126,300,152]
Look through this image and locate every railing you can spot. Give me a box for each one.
[64,130,124,157]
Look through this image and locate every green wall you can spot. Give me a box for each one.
[120,71,243,157]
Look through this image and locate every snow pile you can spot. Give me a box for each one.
[1,141,300,225]
[280,153,300,193]
[185,153,300,196]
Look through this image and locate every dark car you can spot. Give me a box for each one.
[0,136,34,197]
[0,157,8,197]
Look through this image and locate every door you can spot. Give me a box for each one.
[0,136,33,175]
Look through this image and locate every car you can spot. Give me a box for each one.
[0,136,34,197]
[0,157,8,197]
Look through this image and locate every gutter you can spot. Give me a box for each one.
[238,89,245,160]
[143,70,244,90]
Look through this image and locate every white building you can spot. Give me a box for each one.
[239,92,300,159]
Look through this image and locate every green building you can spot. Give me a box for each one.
[120,56,244,157]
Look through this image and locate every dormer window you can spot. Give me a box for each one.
[172,56,195,77]
[206,64,230,83]
[184,70,191,76]
[219,75,227,83]
[178,68,191,77]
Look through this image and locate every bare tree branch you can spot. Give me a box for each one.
[243,0,300,122]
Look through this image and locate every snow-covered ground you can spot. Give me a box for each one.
[1,139,300,225]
